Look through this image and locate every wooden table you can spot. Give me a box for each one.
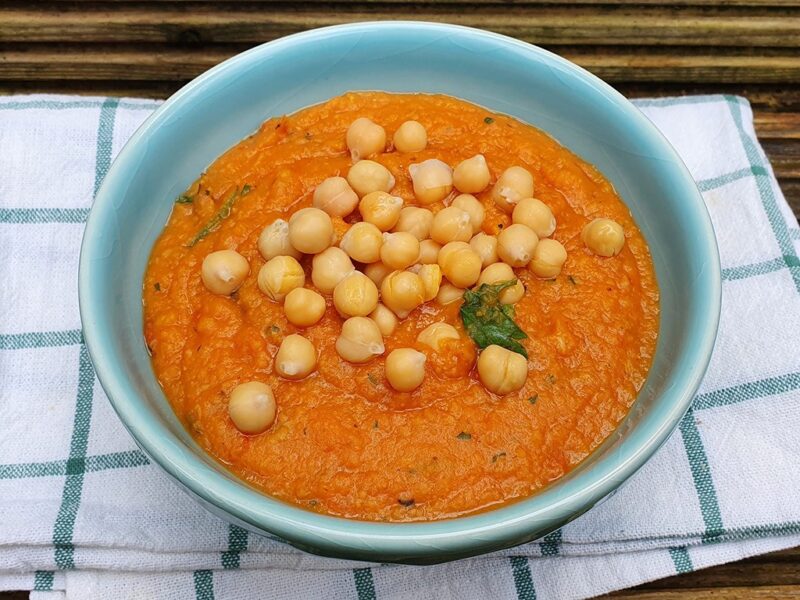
[1,2,798,598]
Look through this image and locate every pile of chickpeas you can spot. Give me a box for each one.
[199,117,626,435]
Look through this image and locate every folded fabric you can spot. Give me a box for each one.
[1,94,799,600]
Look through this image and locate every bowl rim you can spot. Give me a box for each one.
[79,20,721,560]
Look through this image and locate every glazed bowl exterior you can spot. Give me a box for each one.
[79,22,721,564]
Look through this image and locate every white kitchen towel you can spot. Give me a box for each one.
[1,94,799,600]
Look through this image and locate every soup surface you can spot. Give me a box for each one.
[143,92,659,522]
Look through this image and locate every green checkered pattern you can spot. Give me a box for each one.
[1,94,799,600]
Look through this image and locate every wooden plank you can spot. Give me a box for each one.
[571,53,800,84]
[0,79,184,99]
[746,547,800,562]
[1,47,798,84]
[34,0,800,6]
[2,80,797,112]
[620,85,800,112]
[755,113,800,140]
[634,555,800,589]
[607,585,800,598]
[2,7,800,47]
[762,140,800,179]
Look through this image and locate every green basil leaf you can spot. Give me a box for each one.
[460,279,528,358]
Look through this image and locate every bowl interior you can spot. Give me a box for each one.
[80,22,720,563]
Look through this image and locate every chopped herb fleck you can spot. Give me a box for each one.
[154,282,161,292]
[304,131,312,140]
[308,499,318,507]
[456,431,472,441]
[188,185,251,247]
[268,324,281,335]
[528,394,539,405]
[484,117,495,124]
[547,374,557,384]
[491,452,507,463]
[497,223,504,229]
[175,194,194,204]
[568,275,577,285]
[460,280,528,358]
[367,372,380,387]
[373,420,379,429]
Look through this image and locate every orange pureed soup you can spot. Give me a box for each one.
[143,92,659,522]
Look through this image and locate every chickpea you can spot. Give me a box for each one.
[436,283,465,305]
[333,271,379,317]
[336,316,385,363]
[417,322,460,352]
[497,223,538,267]
[393,206,434,240]
[340,222,383,264]
[228,381,276,434]
[393,120,427,153]
[258,255,305,302]
[364,261,392,287]
[380,270,425,318]
[477,345,528,395]
[347,160,395,197]
[359,191,404,231]
[417,263,442,301]
[385,348,426,392]
[477,262,524,304]
[437,240,461,265]
[409,159,453,205]
[275,334,317,380]
[582,218,625,257]
[346,117,386,161]
[201,250,249,295]
[369,303,398,337]
[380,232,420,270]
[453,154,491,194]
[284,287,326,327]
[530,239,567,279]
[312,176,359,218]
[258,219,301,261]
[451,194,485,234]
[311,247,354,293]
[418,239,441,265]
[438,241,482,288]
[513,197,556,238]
[492,166,534,213]
[430,206,473,244]
[288,207,334,254]
[469,232,499,268]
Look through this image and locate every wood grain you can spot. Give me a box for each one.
[601,548,800,598]
[610,586,800,598]
[2,6,800,47]
[18,0,800,5]
[1,45,799,84]
[0,3,798,598]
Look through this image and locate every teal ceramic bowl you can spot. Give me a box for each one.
[79,22,720,564]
